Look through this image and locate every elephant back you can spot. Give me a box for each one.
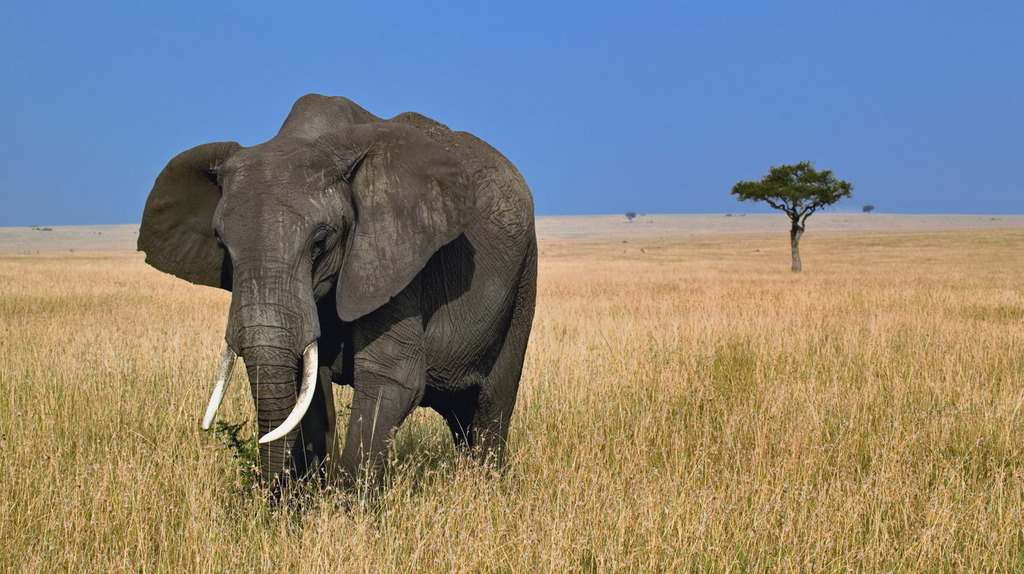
[388,112,534,243]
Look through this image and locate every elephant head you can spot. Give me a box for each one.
[139,94,472,486]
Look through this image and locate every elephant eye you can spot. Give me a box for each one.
[310,227,332,260]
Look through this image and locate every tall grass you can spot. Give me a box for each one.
[2,228,1023,572]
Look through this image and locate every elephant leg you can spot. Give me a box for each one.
[292,368,336,482]
[473,376,517,465]
[330,282,426,488]
[422,386,480,449]
[473,249,537,465]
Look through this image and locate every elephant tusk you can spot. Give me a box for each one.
[258,341,318,444]
[202,346,238,430]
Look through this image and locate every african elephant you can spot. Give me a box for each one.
[139,94,536,491]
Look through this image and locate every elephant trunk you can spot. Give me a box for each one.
[222,266,322,485]
[259,341,318,445]
[242,343,305,484]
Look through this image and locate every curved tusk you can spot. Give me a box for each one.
[259,341,319,444]
[202,346,238,430]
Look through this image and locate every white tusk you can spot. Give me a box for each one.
[202,346,238,430]
[259,341,319,444]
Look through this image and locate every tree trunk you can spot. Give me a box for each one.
[790,223,804,272]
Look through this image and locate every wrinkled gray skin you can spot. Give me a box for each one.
[139,94,536,491]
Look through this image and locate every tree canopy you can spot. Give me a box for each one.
[731,161,853,226]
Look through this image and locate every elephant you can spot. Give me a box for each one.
[138,94,537,492]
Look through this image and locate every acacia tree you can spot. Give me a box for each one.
[731,161,852,272]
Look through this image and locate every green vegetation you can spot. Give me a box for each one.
[212,420,262,491]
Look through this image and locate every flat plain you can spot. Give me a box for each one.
[2,214,1023,571]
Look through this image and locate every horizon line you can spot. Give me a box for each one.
[4,212,1024,229]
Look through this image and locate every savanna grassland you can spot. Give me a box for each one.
[2,216,1024,572]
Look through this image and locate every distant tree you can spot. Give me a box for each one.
[862,204,875,213]
[624,211,637,222]
[731,161,853,272]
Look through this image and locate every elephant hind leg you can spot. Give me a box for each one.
[473,242,537,465]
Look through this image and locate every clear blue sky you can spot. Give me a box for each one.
[1,1,1021,226]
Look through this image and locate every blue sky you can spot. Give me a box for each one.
[1,1,1021,226]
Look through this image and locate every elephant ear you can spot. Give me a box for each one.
[138,141,241,290]
[324,124,473,322]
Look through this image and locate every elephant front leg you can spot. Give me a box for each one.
[292,368,337,482]
[329,287,425,489]
[334,373,423,488]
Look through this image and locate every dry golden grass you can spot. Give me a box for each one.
[2,224,1024,572]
